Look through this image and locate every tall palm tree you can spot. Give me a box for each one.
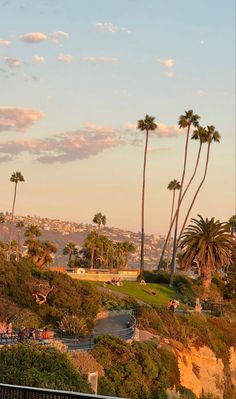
[10,172,24,223]
[179,126,221,237]
[137,115,158,276]
[93,213,106,229]
[63,242,78,267]
[122,241,136,269]
[158,126,208,270]
[84,230,98,269]
[169,110,200,286]
[166,180,181,267]
[179,215,234,297]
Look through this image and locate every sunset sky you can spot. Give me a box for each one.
[0,0,235,235]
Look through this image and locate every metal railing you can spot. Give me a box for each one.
[0,314,136,351]
[0,384,127,399]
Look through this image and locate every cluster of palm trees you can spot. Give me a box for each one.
[63,213,136,270]
[138,111,234,294]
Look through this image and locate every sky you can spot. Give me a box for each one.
[0,0,235,235]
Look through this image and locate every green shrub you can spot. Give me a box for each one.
[0,343,91,392]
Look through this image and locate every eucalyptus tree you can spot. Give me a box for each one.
[179,215,234,297]
[93,213,106,229]
[168,110,200,286]
[179,126,221,237]
[137,115,158,276]
[10,172,24,223]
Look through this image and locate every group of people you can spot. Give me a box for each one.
[167,299,180,312]
[0,320,13,336]
[0,321,53,345]
[108,277,123,287]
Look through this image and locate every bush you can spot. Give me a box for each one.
[0,343,91,392]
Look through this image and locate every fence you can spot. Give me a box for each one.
[0,313,136,351]
[0,384,126,399]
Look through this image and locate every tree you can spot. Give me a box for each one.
[10,172,25,223]
[165,180,181,267]
[0,343,91,392]
[63,242,78,267]
[122,241,136,269]
[25,239,57,269]
[93,212,106,229]
[179,125,221,237]
[228,215,236,236]
[169,110,200,286]
[0,212,5,224]
[84,230,98,269]
[179,215,234,297]
[24,224,41,239]
[137,115,158,276]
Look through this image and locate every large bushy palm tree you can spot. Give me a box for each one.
[137,115,158,276]
[179,126,221,237]
[169,110,200,286]
[179,215,235,297]
[10,172,24,223]
[84,230,98,269]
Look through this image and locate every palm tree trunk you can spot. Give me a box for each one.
[91,245,94,269]
[166,189,176,268]
[178,142,211,238]
[158,143,203,271]
[140,128,149,277]
[169,124,191,287]
[201,261,212,298]
[11,182,17,222]
[7,182,18,260]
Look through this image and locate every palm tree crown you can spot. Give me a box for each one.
[137,115,158,131]
[178,110,200,129]
[10,172,25,184]
[167,180,181,191]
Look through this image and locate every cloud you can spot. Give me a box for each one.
[166,71,174,78]
[4,57,22,68]
[19,30,69,44]
[49,30,69,43]
[124,122,181,139]
[20,32,47,43]
[0,124,121,163]
[95,22,130,34]
[0,107,44,132]
[157,59,175,68]
[0,40,11,46]
[197,89,206,97]
[58,53,73,63]
[83,56,118,63]
[33,55,45,64]
[200,40,205,45]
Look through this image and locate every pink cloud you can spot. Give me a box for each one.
[57,54,73,63]
[0,107,44,132]
[124,122,181,138]
[20,32,47,43]
[0,40,11,46]
[0,125,121,163]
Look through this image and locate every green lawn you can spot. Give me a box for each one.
[95,281,181,306]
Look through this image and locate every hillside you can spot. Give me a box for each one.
[0,214,167,268]
[0,258,235,398]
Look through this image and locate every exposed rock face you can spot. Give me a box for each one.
[178,345,225,398]
[229,346,236,387]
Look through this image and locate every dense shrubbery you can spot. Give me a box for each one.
[0,258,100,332]
[91,335,183,399]
[0,343,91,392]
[100,291,140,311]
